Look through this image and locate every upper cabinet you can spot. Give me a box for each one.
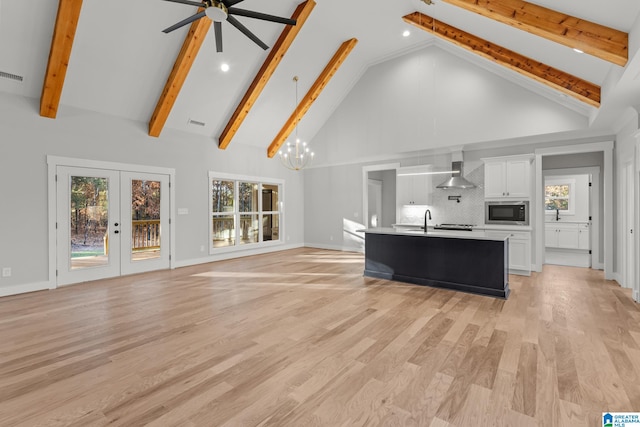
[397,165,432,206]
[482,155,533,199]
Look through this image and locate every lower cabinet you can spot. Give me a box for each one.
[545,223,590,250]
[485,230,531,276]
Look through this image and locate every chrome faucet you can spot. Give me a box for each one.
[424,209,432,233]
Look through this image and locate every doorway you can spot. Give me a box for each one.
[50,158,174,287]
[535,142,612,277]
[542,169,597,268]
[367,179,383,227]
[362,163,400,229]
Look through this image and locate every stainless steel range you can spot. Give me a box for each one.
[433,223,475,231]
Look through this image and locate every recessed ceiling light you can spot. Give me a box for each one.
[403,30,411,37]
[573,48,584,54]
[221,63,230,72]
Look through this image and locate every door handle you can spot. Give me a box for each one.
[114,230,119,234]
[114,222,119,227]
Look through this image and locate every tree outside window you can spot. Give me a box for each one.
[209,174,282,251]
[545,184,570,211]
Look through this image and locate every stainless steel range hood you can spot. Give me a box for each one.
[436,157,476,189]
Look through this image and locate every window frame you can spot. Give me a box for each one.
[544,177,576,215]
[209,172,284,254]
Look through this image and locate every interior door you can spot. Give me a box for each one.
[120,172,170,275]
[56,167,121,286]
[624,163,634,289]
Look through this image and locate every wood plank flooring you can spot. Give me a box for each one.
[0,248,638,426]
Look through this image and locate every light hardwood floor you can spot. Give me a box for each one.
[0,248,638,426]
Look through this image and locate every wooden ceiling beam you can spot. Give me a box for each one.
[439,0,628,66]
[149,11,211,137]
[218,0,316,150]
[267,38,358,158]
[403,12,601,107]
[40,0,83,119]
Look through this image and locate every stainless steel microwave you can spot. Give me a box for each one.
[485,201,529,226]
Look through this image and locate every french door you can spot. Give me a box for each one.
[56,166,170,286]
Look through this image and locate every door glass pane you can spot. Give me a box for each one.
[239,182,258,212]
[212,216,235,247]
[212,180,234,213]
[263,214,279,241]
[240,214,259,244]
[70,176,109,270]
[131,180,161,261]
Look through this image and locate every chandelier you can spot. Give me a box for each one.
[279,76,314,171]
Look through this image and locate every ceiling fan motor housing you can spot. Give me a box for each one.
[205,0,228,22]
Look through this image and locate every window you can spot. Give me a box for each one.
[545,178,575,214]
[209,173,283,252]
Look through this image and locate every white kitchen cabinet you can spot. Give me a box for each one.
[545,223,590,250]
[482,155,533,199]
[545,226,558,247]
[485,229,531,275]
[397,166,432,206]
[578,223,590,250]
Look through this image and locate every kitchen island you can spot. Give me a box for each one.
[362,228,509,298]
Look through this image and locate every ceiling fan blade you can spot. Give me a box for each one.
[162,10,206,33]
[223,0,246,6]
[226,15,268,50]
[228,8,296,26]
[162,0,206,8]
[214,21,223,52]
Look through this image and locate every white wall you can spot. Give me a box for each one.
[310,45,588,167]
[0,93,305,291]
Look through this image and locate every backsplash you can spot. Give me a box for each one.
[398,163,485,226]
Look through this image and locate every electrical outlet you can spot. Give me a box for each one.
[2,267,11,277]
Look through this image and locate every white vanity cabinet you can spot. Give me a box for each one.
[397,166,432,206]
[482,155,533,199]
[545,222,590,249]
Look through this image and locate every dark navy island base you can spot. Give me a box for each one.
[363,230,510,299]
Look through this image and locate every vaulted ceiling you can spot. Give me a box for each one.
[1,0,639,154]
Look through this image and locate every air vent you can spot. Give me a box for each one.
[0,70,23,82]
[188,119,206,127]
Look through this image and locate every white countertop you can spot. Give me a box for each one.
[393,224,532,232]
[478,225,532,231]
[360,227,509,241]
[544,221,589,224]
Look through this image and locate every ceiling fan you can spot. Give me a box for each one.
[161,0,297,52]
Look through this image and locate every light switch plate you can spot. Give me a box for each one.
[2,267,11,277]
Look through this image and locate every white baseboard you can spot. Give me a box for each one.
[174,243,305,268]
[544,249,591,268]
[304,243,364,253]
[592,262,604,270]
[611,272,622,286]
[0,281,51,298]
